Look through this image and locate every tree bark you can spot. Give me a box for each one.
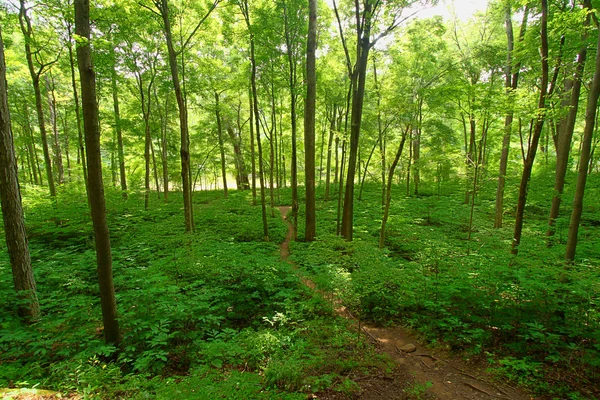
[19,0,55,197]
[547,0,591,238]
[110,50,128,199]
[156,0,194,232]
[0,29,39,321]
[283,0,299,240]
[565,24,600,262]
[241,1,269,241]
[214,91,228,197]
[340,2,373,241]
[46,74,64,185]
[512,0,549,255]
[380,127,408,248]
[304,0,317,241]
[75,0,120,345]
[325,106,336,201]
[67,22,88,192]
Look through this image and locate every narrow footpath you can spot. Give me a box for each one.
[278,206,533,400]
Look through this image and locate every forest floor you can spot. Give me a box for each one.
[278,206,532,400]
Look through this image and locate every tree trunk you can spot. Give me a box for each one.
[67,22,88,192]
[249,85,257,204]
[359,138,379,200]
[337,140,346,236]
[512,0,549,255]
[547,0,591,238]
[495,5,529,228]
[242,1,268,241]
[304,0,317,241]
[565,25,600,262]
[155,87,169,201]
[157,0,193,232]
[75,0,120,345]
[227,124,249,189]
[0,29,40,321]
[380,127,408,248]
[19,0,55,197]
[340,7,372,241]
[110,51,127,199]
[46,75,64,185]
[214,91,228,197]
[325,106,336,201]
[283,0,299,240]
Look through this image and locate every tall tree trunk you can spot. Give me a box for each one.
[0,29,39,321]
[46,74,64,185]
[227,124,249,189]
[241,1,269,241]
[249,85,257,204]
[547,0,591,238]
[380,127,408,248]
[155,87,169,201]
[67,22,88,192]
[325,106,336,201]
[413,99,423,196]
[24,105,39,185]
[336,140,346,236]
[340,13,372,241]
[75,0,120,345]
[150,138,160,199]
[565,25,600,262]
[110,51,127,199]
[157,0,194,232]
[304,0,317,241]
[359,138,379,200]
[62,111,71,180]
[495,5,528,228]
[512,0,549,255]
[283,0,299,240]
[214,91,228,197]
[19,0,55,197]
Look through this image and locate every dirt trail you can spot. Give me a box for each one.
[277,206,532,400]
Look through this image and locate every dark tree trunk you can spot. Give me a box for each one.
[157,0,193,232]
[67,22,88,192]
[565,25,600,262]
[249,85,257,204]
[46,75,64,185]
[241,0,268,241]
[227,124,249,189]
[380,127,408,248]
[340,4,372,241]
[110,51,127,199]
[155,87,169,201]
[214,91,228,197]
[495,5,529,228]
[283,0,299,240]
[547,0,591,238]
[75,0,120,345]
[325,106,336,201]
[512,0,549,255]
[19,0,55,197]
[0,29,39,321]
[304,0,317,241]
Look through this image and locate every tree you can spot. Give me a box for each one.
[336,0,418,241]
[546,0,591,238]
[511,0,549,255]
[565,21,600,262]
[304,0,317,241]
[494,2,529,229]
[75,0,120,345]
[0,27,39,321]
[18,0,56,197]
[148,0,219,231]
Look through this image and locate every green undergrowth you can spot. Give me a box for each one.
[291,177,600,399]
[0,186,389,399]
